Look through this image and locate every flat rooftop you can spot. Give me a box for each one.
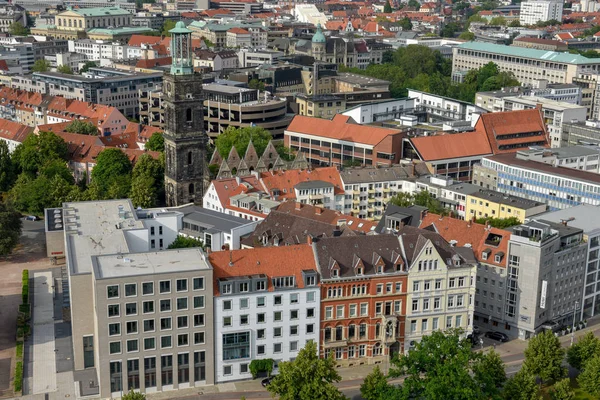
[540,205,600,233]
[203,83,254,94]
[470,188,545,209]
[172,204,255,231]
[335,72,390,86]
[503,96,586,111]
[64,199,145,275]
[92,249,210,279]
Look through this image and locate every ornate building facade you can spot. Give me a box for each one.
[164,21,209,206]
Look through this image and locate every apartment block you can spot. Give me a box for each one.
[341,98,415,124]
[313,235,408,362]
[465,189,546,222]
[510,146,600,173]
[452,42,600,86]
[209,246,320,382]
[473,152,600,209]
[56,200,215,398]
[520,0,563,25]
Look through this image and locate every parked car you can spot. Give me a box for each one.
[24,215,39,221]
[472,326,482,335]
[261,376,276,387]
[484,331,509,342]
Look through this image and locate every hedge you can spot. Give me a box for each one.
[21,270,29,305]
[16,341,23,358]
[249,359,274,379]
[14,361,22,392]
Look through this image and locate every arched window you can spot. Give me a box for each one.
[186,108,192,122]
[189,183,195,195]
[188,151,192,165]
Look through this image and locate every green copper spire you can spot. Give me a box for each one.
[170,21,193,75]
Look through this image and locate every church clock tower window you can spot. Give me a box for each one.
[163,21,208,207]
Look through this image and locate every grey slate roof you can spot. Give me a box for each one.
[172,205,253,231]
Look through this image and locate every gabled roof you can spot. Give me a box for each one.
[136,57,172,69]
[128,34,162,47]
[0,118,33,143]
[209,245,317,295]
[228,27,250,34]
[409,130,493,161]
[314,235,403,279]
[419,213,509,268]
[210,175,263,208]
[397,225,472,269]
[260,166,344,200]
[286,114,403,146]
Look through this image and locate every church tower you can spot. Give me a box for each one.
[163,21,208,206]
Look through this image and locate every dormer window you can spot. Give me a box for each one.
[357,267,363,276]
[482,249,491,261]
[332,269,339,278]
[377,265,383,274]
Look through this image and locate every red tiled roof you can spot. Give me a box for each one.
[209,245,317,295]
[228,27,250,34]
[420,213,509,268]
[128,34,162,47]
[201,8,234,16]
[260,166,344,200]
[0,60,8,71]
[211,175,262,208]
[122,122,162,141]
[286,114,403,146]
[0,118,33,143]
[409,130,493,161]
[275,201,377,233]
[136,57,172,68]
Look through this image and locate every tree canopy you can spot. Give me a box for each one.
[502,367,541,400]
[80,61,97,73]
[389,190,448,215]
[0,141,16,192]
[121,390,146,400]
[474,216,521,228]
[145,132,165,152]
[267,340,346,400]
[91,148,133,198]
[9,22,29,36]
[523,329,565,384]
[65,120,98,135]
[388,330,506,399]
[384,0,393,13]
[12,131,68,176]
[57,65,74,75]
[161,20,177,36]
[550,378,575,400]
[578,355,600,397]
[397,17,413,31]
[214,126,272,159]
[31,59,50,73]
[167,235,204,249]
[567,332,600,370]
[0,201,22,256]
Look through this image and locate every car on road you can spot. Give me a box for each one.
[24,215,39,221]
[484,331,509,342]
[261,376,276,387]
[472,326,482,335]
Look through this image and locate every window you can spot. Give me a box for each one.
[194,296,204,309]
[193,277,205,290]
[177,279,188,292]
[386,283,393,293]
[126,339,138,352]
[446,316,452,328]
[161,355,173,385]
[125,303,137,316]
[257,329,265,339]
[194,332,205,344]
[143,319,155,332]
[144,337,156,350]
[274,327,282,337]
[336,305,344,318]
[435,279,442,290]
[109,341,121,354]
[126,321,138,334]
[290,341,298,351]
[395,282,402,292]
[349,304,357,317]
[290,310,299,320]
[143,301,154,314]
[223,300,232,311]
[161,336,172,349]
[274,296,282,305]
[108,304,120,317]
[257,313,266,323]
[145,357,156,388]
[127,359,140,390]
[177,316,188,329]
[376,284,383,294]
[107,285,119,298]
[257,345,265,355]
[178,334,189,346]
[159,280,171,293]
[257,297,266,307]
[274,311,282,322]
[274,343,282,353]
[160,317,172,330]
[325,307,333,319]
[223,332,250,360]
[307,292,315,302]
[412,300,418,312]
[194,314,205,327]
[177,298,188,310]
[223,316,232,327]
[160,299,171,312]
[142,282,153,295]
[222,283,232,294]
[108,321,121,336]
[256,281,266,291]
[240,315,249,325]
[290,293,299,304]
[307,324,314,334]
[360,303,368,316]
[125,283,137,297]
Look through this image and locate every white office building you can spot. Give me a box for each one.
[520,0,563,26]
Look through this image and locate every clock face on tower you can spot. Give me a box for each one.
[166,82,172,94]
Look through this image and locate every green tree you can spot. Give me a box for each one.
[0,141,16,192]
[441,22,460,37]
[48,175,78,207]
[384,0,393,13]
[397,17,413,30]
[65,120,98,135]
[167,235,204,249]
[413,190,446,214]
[80,61,97,73]
[145,132,165,152]
[132,153,164,203]
[567,332,600,370]
[475,216,521,228]
[130,175,157,208]
[408,0,420,8]
[0,201,22,256]
[121,390,146,400]
[389,330,506,399]
[40,159,74,184]
[161,19,177,36]
[215,126,272,159]
[8,22,29,36]
[523,329,566,385]
[248,78,265,91]
[389,192,414,207]
[459,31,475,40]
[275,143,294,162]
[509,19,521,27]
[12,131,68,176]
[8,174,53,215]
[502,367,541,400]
[489,16,507,25]
[31,59,50,73]
[578,355,600,397]
[550,378,575,400]
[57,65,73,74]
[360,366,394,400]
[91,148,132,197]
[268,340,346,400]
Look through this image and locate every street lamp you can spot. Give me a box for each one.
[570,301,579,347]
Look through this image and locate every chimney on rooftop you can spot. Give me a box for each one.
[316,207,323,215]
[295,202,302,211]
